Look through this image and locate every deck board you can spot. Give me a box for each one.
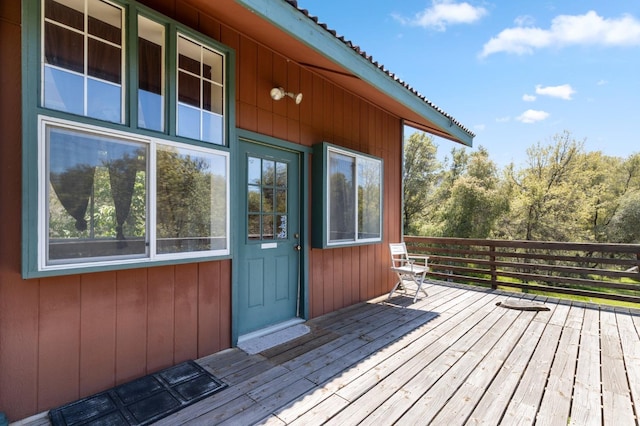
[17,281,640,426]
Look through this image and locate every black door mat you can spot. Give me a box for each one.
[49,361,227,426]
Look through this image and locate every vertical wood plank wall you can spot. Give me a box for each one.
[0,0,401,419]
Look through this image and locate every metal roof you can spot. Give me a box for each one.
[286,0,475,141]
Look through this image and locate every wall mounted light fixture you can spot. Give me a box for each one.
[270,87,303,104]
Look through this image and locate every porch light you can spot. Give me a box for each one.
[270,87,303,104]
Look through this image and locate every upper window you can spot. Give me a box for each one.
[40,0,227,145]
[312,143,383,248]
[43,0,124,123]
[24,0,233,276]
[138,15,165,131]
[177,35,225,144]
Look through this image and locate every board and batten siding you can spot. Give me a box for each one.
[0,0,401,420]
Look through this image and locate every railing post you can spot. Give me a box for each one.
[490,243,497,290]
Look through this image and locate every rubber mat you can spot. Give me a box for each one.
[49,361,227,425]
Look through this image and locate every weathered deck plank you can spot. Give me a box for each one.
[569,306,602,426]
[600,307,636,426]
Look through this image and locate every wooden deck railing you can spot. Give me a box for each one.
[404,236,640,304]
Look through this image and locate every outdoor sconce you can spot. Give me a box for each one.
[270,87,303,104]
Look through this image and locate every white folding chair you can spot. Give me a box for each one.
[388,242,429,302]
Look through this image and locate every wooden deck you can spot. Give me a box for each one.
[17,281,640,425]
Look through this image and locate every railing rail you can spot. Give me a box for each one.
[404,236,640,304]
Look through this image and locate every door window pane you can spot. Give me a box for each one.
[247,156,288,241]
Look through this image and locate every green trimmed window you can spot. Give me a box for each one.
[312,143,383,248]
[24,0,233,276]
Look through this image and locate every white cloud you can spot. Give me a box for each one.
[396,0,488,31]
[597,79,609,86]
[514,15,536,27]
[535,84,576,100]
[522,94,537,102]
[480,11,640,57]
[516,109,550,123]
[496,116,511,123]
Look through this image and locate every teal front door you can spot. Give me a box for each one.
[237,140,301,336]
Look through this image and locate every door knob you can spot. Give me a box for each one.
[294,244,301,251]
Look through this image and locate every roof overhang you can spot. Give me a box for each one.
[183,0,474,146]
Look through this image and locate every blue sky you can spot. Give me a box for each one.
[296,0,640,168]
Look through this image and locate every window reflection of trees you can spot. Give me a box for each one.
[358,159,381,239]
[156,148,226,253]
[48,132,146,259]
[247,156,288,240]
[329,153,355,241]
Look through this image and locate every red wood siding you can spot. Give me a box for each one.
[0,0,401,420]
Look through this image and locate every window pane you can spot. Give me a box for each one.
[262,188,274,213]
[329,151,355,241]
[156,145,227,254]
[263,160,275,185]
[45,0,84,31]
[248,157,261,185]
[203,81,223,114]
[177,34,225,144]
[88,38,121,83]
[44,66,84,115]
[248,185,260,212]
[178,36,201,74]
[87,78,121,123]
[262,215,274,240]
[44,22,84,73]
[88,0,122,44]
[138,16,164,131]
[248,214,261,240]
[178,71,200,108]
[358,158,381,239]
[203,48,223,84]
[177,104,200,140]
[275,189,287,213]
[202,111,223,145]
[47,126,147,262]
[276,162,287,187]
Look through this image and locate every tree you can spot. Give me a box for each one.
[402,132,441,235]
[507,131,586,241]
[439,147,508,238]
[609,190,640,243]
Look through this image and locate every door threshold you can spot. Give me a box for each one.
[237,318,307,354]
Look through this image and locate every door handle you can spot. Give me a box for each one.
[294,244,302,251]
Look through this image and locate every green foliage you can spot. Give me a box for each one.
[403,130,640,243]
[402,132,441,235]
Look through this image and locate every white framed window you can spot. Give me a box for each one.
[312,142,383,248]
[138,15,165,131]
[177,34,225,145]
[39,116,229,272]
[42,0,125,123]
[26,0,233,276]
